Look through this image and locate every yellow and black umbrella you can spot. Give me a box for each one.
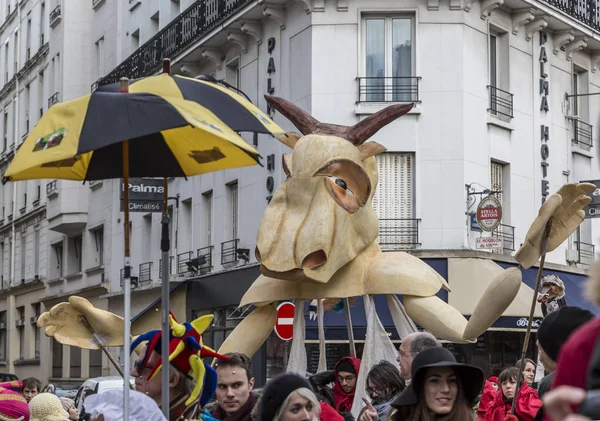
[3,90,260,182]
[95,73,284,136]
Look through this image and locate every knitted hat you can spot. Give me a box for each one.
[537,306,594,362]
[58,397,74,412]
[488,376,498,383]
[29,393,68,421]
[0,387,29,421]
[258,374,313,421]
[336,360,356,374]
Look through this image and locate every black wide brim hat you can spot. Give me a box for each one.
[391,347,485,408]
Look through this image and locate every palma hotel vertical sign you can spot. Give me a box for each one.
[540,32,550,204]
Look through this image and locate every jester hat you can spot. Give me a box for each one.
[130,312,230,407]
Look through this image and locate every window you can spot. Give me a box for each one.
[52,338,62,377]
[0,311,7,362]
[491,161,504,206]
[4,41,8,82]
[572,69,592,150]
[150,11,159,33]
[14,30,18,74]
[131,28,140,50]
[200,307,238,351]
[142,214,151,262]
[372,153,416,250]
[40,3,45,47]
[228,182,238,240]
[32,303,40,358]
[91,226,104,267]
[488,28,512,119]
[7,238,11,284]
[38,71,44,118]
[54,53,60,95]
[33,228,39,277]
[490,33,497,88]
[17,306,24,360]
[363,15,414,102]
[68,236,82,274]
[95,37,104,81]
[203,191,213,246]
[181,199,192,252]
[19,231,26,282]
[2,110,7,151]
[23,84,30,136]
[70,346,81,378]
[51,242,63,279]
[26,18,31,60]
[0,311,6,362]
[226,58,240,89]
[0,242,4,285]
[89,349,102,377]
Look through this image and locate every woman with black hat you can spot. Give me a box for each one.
[389,347,484,421]
[257,374,343,421]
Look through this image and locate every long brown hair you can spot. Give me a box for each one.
[389,368,475,421]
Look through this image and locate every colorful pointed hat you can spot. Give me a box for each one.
[130,312,230,407]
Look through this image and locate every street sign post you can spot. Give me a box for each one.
[274,302,295,341]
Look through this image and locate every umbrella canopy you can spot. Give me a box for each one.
[3,90,260,181]
[96,73,284,136]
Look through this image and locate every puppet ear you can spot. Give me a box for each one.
[276,132,302,150]
[358,142,387,160]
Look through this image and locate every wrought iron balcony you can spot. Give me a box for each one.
[488,85,514,119]
[542,0,600,31]
[48,92,60,108]
[49,5,61,27]
[120,268,139,287]
[158,256,173,274]
[221,239,239,266]
[93,0,253,90]
[139,262,152,284]
[177,247,213,275]
[575,241,595,266]
[378,219,421,251]
[46,180,58,197]
[573,120,593,149]
[492,224,515,252]
[357,77,421,103]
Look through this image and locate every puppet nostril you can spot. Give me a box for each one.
[255,247,262,263]
[302,250,327,270]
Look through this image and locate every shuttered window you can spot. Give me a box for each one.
[205,192,213,246]
[373,153,415,249]
[490,161,503,205]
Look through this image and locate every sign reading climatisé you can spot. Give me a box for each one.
[476,195,502,232]
[120,178,164,213]
[583,179,600,218]
[476,237,503,250]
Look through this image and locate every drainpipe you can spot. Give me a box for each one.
[10,0,22,289]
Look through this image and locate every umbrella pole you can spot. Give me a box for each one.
[511,220,553,416]
[120,77,132,421]
[160,176,170,419]
[160,58,171,420]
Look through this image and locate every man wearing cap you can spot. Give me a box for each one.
[534,306,594,421]
[396,332,440,382]
[333,357,361,413]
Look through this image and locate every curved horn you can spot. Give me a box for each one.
[265,95,321,135]
[346,103,415,145]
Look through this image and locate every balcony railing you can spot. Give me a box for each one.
[492,224,515,252]
[48,92,60,108]
[46,180,58,197]
[221,239,239,266]
[488,85,514,119]
[120,268,139,287]
[573,120,593,149]
[177,247,213,275]
[139,262,152,284]
[158,256,173,275]
[357,77,421,103]
[49,5,61,27]
[542,0,600,32]
[575,241,595,266]
[378,219,421,250]
[93,0,253,90]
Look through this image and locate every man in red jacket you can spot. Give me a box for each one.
[333,357,361,413]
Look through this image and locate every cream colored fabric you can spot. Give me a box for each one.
[286,300,308,375]
[29,393,69,421]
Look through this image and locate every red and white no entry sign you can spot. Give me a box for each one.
[274,302,295,341]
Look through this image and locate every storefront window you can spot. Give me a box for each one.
[196,306,239,351]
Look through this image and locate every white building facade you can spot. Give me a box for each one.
[0,0,599,384]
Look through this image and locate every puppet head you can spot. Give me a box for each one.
[130,313,230,407]
[537,274,566,303]
[255,95,414,283]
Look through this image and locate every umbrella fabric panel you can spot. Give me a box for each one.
[77,92,193,155]
[84,132,187,180]
[3,95,92,181]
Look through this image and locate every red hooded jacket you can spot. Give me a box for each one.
[547,317,600,418]
[485,384,541,421]
[477,380,497,421]
[319,402,344,421]
[333,357,361,413]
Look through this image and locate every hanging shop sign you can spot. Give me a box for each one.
[476,195,502,232]
[120,178,164,212]
[583,179,600,218]
[539,32,551,204]
[476,237,503,250]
